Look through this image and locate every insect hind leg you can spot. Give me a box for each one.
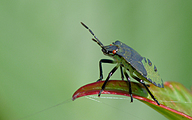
[140,80,160,105]
[130,74,160,105]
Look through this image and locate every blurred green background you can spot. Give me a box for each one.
[1,0,192,120]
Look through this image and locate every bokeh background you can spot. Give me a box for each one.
[1,0,192,120]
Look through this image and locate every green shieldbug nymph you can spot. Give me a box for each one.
[81,22,164,105]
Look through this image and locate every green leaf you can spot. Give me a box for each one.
[72,80,192,119]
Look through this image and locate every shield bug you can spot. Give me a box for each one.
[81,22,164,105]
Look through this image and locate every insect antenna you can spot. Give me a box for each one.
[81,22,104,49]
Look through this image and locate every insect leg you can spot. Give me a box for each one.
[120,66,124,80]
[123,69,133,102]
[97,59,116,81]
[98,65,119,97]
[140,80,160,105]
[130,73,160,105]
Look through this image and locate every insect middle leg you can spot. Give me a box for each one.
[120,66,124,80]
[98,65,119,96]
[123,69,133,102]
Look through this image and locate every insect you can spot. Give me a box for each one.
[81,22,164,105]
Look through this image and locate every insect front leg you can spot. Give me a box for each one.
[97,59,116,81]
[129,71,160,105]
[98,65,119,97]
[123,69,133,102]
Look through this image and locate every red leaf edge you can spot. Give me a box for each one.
[72,80,192,119]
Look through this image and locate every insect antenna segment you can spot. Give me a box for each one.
[81,22,104,49]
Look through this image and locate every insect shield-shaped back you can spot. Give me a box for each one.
[112,41,164,88]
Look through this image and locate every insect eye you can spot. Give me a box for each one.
[112,50,116,54]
